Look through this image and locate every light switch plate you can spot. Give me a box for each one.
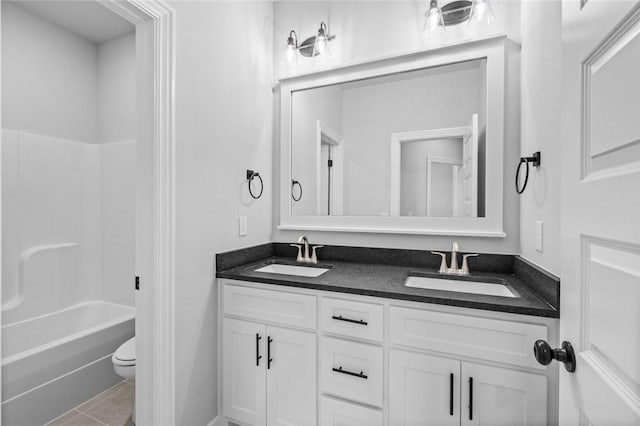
[239,216,247,236]
[536,221,543,252]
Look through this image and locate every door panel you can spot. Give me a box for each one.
[222,318,266,426]
[461,362,547,426]
[389,350,461,426]
[266,326,316,426]
[561,1,640,424]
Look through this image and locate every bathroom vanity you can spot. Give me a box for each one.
[216,32,557,426]
[216,244,559,426]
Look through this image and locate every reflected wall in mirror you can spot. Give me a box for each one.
[290,59,487,217]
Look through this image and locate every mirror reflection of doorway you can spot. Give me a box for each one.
[316,121,343,215]
[426,156,462,217]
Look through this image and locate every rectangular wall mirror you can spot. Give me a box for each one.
[279,36,509,237]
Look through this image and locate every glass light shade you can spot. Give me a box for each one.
[423,2,445,40]
[468,0,495,31]
[313,34,331,58]
[284,44,298,68]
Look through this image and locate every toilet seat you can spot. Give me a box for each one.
[113,337,135,366]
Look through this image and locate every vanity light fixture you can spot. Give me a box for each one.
[284,21,335,67]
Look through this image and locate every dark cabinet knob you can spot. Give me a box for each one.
[534,340,576,373]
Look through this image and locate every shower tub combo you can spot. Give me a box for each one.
[2,301,134,425]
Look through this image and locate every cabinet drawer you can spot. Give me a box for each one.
[319,337,383,407]
[223,284,317,329]
[320,297,384,342]
[389,306,547,369]
[320,395,383,426]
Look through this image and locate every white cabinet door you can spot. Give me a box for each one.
[389,350,461,426]
[223,318,266,426]
[266,326,317,426]
[461,362,547,426]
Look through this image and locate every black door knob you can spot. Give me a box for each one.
[534,340,576,373]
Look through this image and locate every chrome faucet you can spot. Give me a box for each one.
[431,242,478,275]
[291,235,323,264]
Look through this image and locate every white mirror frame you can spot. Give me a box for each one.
[279,36,507,237]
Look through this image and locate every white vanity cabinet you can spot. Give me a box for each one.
[389,351,547,426]
[219,280,556,426]
[221,285,317,426]
[389,350,461,426]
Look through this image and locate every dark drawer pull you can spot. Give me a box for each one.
[256,333,262,367]
[332,366,368,379]
[469,377,473,421]
[331,315,368,326]
[449,373,454,416]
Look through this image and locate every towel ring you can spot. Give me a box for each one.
[246,169,263,199]
[516,152,541,194]
[291,180,302,202]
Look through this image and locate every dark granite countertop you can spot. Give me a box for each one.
[216,244,559,318]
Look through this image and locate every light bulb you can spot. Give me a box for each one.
[312,22,332,59]
[423,0,445,41]
[284,30,299,68]
[285,44,298,67]
[468,0,495,32]
[315,35,329,56]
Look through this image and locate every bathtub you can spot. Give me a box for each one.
[1,301,134,426]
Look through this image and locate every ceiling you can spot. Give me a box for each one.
[12,1,135,44]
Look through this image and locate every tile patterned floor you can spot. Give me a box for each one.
[45,381,134,426]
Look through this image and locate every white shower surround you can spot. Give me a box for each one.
[1,129,135,324]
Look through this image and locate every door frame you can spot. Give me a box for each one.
[99,1,177,424]
[0,1,177,424]
[316,120,344,215]
[390,126,469,216]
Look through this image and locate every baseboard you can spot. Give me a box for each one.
[206,415,219,426]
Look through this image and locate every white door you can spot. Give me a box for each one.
[461,362,547,426]
[389,350,461,426]
[222,318,266,426]
[560,1,640,424]
[457,113,478,217]
[266,326,317,426]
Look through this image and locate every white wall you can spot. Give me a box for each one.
[168,2,274,424]
[98,33,136,144]
[1,2,98,143]
[518,0,562,275]
[273,1,521,254]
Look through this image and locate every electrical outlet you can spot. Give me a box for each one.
[536,221,543,253]
[239,216,247,236]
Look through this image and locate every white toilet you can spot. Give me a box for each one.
[112,337,136,424]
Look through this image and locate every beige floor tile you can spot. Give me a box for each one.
[76,381,129,413]
[45,410,106,426]
[83,384,134,426]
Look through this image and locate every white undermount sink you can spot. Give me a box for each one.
[405,275,517,298]
[254,263,329,278]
